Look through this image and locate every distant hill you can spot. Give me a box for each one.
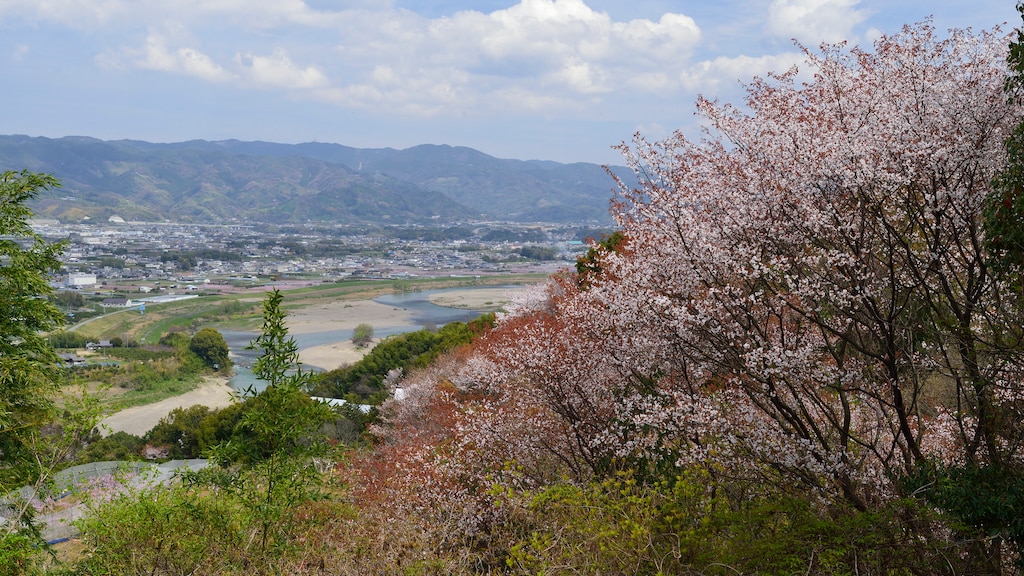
[0,135,629,225]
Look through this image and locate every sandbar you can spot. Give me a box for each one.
[286,299,414,335]
[425,287,530,311]
[285,299,412,371]
[286,286,534,335]
[299,339,374,371]
[292,289,532,370]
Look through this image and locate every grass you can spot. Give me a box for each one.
[101,374,205,411]
[68,367,208,413]
[69,295,259,344]
[67,348,215,412]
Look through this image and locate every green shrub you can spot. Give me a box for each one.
[74,486,246,575]
[311,315,494,401]
[504,469,941,576]
[77,431,145,463]
[189,328,230,371]
[902,460,1024,570]
[507,470,718,575]
[0,532,44,576]
[100,346,175,361]
[158,330,190,349]
[144,405,213,459]
[48,331,89,350]
[351,323,374,347]
[197,402,244,453]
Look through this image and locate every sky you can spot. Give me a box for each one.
[0,0,1019,165]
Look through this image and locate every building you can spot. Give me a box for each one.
[57,353,87,367]
[66,273,97,288]
[100,297,133,308]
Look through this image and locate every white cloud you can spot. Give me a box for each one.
[130,32,234,83]
[768,0,867,44]
[100,32,329,91]
[0,0,126,27]
[311,62,473,117]
[370,65,400,86]
[4,0,704,110]
[0,0,345,29]
[680,52,805,93]
[19,0,848,122]
[616,13,702,63]
[239,48,328,89]
[292,0,706,115]
[551,57,608,94]
[485,85,578,113]
[11,44,29,61]
[434,0,702,91]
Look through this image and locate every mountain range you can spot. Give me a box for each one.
[0,135,633,225]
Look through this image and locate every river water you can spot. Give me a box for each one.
[223,287,506,394]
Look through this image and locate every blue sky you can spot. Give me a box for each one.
[0,0,1019,164]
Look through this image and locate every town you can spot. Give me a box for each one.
[34,217,605,299]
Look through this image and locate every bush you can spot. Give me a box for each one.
[77,431,145,463]
[74,486,247,575]
[145,405,213,459]
[159,330,190,349]
[0,532,43,576]
[518,245,558,260]
[72,481,361,575]
[189,328,230,371]
[50,290,85,309]
[351,323,374,347]
[197,402,245,453]
[101,347,175,361]
[506,470,718,575]
[48,330,89,349]
[504,472,938,575]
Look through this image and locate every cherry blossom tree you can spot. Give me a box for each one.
[601,21,1024,508]
[364,21,1024,569]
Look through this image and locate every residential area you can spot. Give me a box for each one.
[33,218,601,297]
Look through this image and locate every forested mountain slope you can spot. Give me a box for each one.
[0,135,627,224]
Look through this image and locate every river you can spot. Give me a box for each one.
[223,287,505,394]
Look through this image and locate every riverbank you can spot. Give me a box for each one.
[98,376,236,437]
[287,298,415,371]
[99,285,538,433]
[290,287,530,371]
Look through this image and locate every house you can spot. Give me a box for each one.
[57,353,87,367]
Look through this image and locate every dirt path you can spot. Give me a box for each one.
[98,376,237,437]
